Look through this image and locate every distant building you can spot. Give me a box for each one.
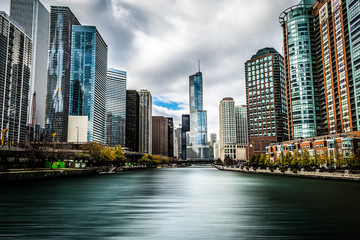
[210,133,217,146]
[126,90,139,152]
[0,12,32,145]
[152,116,168,156]
[219,98,247,161]
[68,26,108,144]
[181,114,190,159]
[10,0,49,131]
[246,47,287,157]
[186,71,210,159]
[138,90,152,154]
[106,69,126,147]
[45,6,80,142]
[175,125,182,158]
[167,117,174,157]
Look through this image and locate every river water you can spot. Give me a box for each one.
[1,167,360,239]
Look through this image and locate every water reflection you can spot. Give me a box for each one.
[1,167,360,239]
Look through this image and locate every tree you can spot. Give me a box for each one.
[113,145,126,166]
[259,154,266,168]
[278,152,286,167]
[249,154,260,166]
[82,142,103,164]
[284,152,292,166]
[291,151,300,169]
[74,152,91,162]
[101,146,115,165]
[301,151,310,168]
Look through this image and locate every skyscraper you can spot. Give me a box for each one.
[210,133,217,146]
[167,117,174,157]
[0,12,32,145]
[106,68,126,147]
[219,98,248,161]
[45,6,80,142]
[126,90,139,152]
[181,114,190,160]
[68,25,108,144]
[138,90,152,154]
[246,48,287,156]
[235,105,248,145]
[280,0,360,139]
[186,71,209,159]
[10,0,49,130]
[152,116,168,156]
[175,125,182,159]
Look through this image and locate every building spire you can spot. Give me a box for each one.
[198,59,201,72]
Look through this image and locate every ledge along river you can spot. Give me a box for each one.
[1,167,360,239]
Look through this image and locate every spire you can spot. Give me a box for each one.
[198,59,201,72]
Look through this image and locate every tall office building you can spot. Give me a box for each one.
[138,90,152,154]
[246,48,287,156]
[181,114,190,160]
[167,117,174,157]
[0,12,32,145]
[152,116,168,156]
[175,125,182,158]
[106,68,126,147]
[210,133,217,146]
[45,6,80,142]
[126,90,139,152]
[219,98,248,160]
[10,0,49,130]
[68,26,108,144]
[235,105,248,145]
[280,0,318,139]
[186,71,209,159]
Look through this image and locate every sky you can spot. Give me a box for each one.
[0,0,299,138]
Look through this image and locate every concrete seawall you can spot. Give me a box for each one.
[0,169,98,182]
[217,166,360,182]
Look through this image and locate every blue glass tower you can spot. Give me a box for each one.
[69,25,108,144]
[186,71,209,159]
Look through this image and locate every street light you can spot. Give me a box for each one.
[52,132,57,142]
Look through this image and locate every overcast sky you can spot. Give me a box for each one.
[0,0,299,138]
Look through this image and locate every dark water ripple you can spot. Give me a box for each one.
[1,167,360,239]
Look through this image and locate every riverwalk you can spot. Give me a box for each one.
[216,165,360,182]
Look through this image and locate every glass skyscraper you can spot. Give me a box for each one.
[126,90,139,152]
[45,6,80,142]
[0,11,32,145]
[10,0,49,130]
[186,71,209,159]
[138,90,152,154]
[106,68,126,147]
[69,25,108,144]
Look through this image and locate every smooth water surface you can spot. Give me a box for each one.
[1,167,360,239]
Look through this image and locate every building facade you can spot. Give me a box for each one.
[186,71,209,159]
[167,117,174,157]
[10,0,49,131]
[235,105,248,145]
[181,114,190,160]
[126,90,139,152]
[68,26,108,144]
[106,68,126,147]
[152,116,168,156]
[246,48,287,156]
[45,6,80,142]
[138,90,152,154]
[0,12,32,145]
[266,132,360,163]
[175,125,182,158]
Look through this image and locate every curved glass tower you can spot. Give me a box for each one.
[280,0,317,139]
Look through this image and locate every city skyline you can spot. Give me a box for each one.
[0,0,299,136]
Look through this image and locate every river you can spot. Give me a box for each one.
[1,167,359,239]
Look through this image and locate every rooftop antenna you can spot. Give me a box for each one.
[198,59,201,72]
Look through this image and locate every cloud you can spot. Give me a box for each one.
[0,0,300,136]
